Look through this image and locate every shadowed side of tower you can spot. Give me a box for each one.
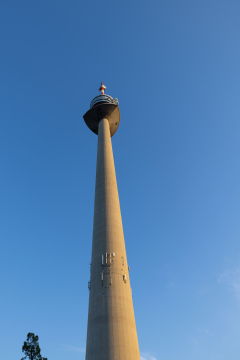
[84,85,140,360]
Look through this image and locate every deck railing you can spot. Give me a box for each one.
[90,94,118,108]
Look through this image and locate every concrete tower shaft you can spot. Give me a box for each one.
[84,85,140,360]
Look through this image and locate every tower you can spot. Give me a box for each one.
[83,83,140,360]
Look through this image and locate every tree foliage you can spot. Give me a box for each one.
[21,333,48,360]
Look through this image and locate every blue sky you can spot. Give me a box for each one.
[0,1,240,359]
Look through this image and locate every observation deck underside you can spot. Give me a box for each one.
[83,103,120,137]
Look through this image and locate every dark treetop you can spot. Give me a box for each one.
[21,333,47,360]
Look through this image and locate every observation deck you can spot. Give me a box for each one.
[83,84,120,137]
[90,94,118,108]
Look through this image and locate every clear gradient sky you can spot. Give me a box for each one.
[0,1,240,360]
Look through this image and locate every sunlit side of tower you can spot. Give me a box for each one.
[83,83,140,360]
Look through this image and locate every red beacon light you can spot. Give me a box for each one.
[99,82,106,94]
